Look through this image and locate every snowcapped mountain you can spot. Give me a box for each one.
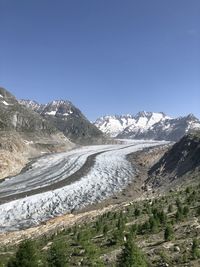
[19,99,46,113]
[95,111,200,141]
[40,100,86,119]
[94,112,169,137]
[118,114,200,141]
[19,99,88,119]
[19,99,105,145]
[94,114,136,137]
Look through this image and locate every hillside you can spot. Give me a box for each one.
[0,88,56,133]
[0,87,74,179]
[147,131,200,190]
[19,99,106,145]
[1,182,200,267]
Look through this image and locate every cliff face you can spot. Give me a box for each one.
[0,87,57,133]
[147,132,200,189]
[0,87,74,179]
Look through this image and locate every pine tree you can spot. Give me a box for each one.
[164,224,174,241]
[47,240,68,267]
[149,216,159,233]
[191,239,200,260]
[134,208,141,217]
[7,240,40,267]
[118,237,147,267]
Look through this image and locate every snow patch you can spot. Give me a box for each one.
[45,110,57,116]
[1,100,10,106]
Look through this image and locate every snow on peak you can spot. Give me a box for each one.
[42,100,74,117]
[18,99,46,112]
[94,114,136,137]
[1,100,10,106]
[94,112,170,137]
[19,99,75,117]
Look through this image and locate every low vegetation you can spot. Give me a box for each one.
[1,179,200,266]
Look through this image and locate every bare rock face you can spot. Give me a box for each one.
[0,87,58,133]
[0,131,74,180]
[19,99,105,145]
[147,131,200,189]
[0,87,74,179]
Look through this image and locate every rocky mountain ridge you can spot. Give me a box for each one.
[0,87,74,179]
[94,112,170,137]
[95,112,200,141]
[19,99,105,145]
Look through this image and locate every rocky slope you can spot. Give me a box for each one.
[19,99,105,145]
[0,87,74,179]
[0,88,57,133]
[146,131,200,190]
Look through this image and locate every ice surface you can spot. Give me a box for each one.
[0,140,167,232]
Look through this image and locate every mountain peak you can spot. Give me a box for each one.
[94,112,168,137]
[186,113,198,121]
[94,111,200,141]
[48,100,72,106]
[135,111,167,118]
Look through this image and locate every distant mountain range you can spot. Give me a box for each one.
[94,112,200,141]
[2,86,200,145]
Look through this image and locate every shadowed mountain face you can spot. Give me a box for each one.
[147,131,200,189]
[19,99,105,145]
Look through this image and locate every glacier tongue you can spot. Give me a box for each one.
[0,140,167,232]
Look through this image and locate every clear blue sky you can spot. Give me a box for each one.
[0,0,199,120]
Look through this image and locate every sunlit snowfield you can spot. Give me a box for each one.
[0,140,168,232]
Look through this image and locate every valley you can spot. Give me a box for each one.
[0,87,199,266]
[0,140,167,232]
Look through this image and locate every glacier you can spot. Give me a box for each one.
[0,140,167,232]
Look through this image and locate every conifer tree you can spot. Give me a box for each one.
[47,240,68,267]
[7,240,40,267]
[164,224,174,241]
[118,237,147,267]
